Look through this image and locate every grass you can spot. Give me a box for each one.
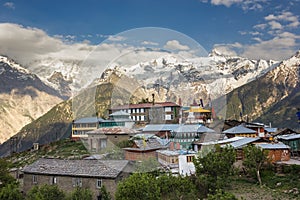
[7,139,90,168]
[227,167,300,200]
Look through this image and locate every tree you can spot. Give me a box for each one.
[115,173,160,200]
[243,145,268,186]
[99,186,112,200]
[135,157,161,174]
[157,173,198,200]
[26,184,66,200]
[0,183,23,200]
[0,159,15,188]
[193,145,236,195]
[68,187,93,200]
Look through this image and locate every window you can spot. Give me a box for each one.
[33,175,37,184]
[96,179,102,188]
[165,115,172,120]
[141,116,145,121]
[165,107,172,112]
[186,155,194,163]
[72,178,82,187]
[51,176,57,184]
[140,108,144,113]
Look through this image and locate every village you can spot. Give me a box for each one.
[15,99,300,199]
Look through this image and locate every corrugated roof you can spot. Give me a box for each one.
[256,143,291,149]
[74,117,103,124]
[223,125,257,134]
[174,124,200,133]
[143,124,180,132]
[226,137,260,149]
[87,127,138,135]
[109,111,130,116]
[277,134,300,140]
[111,102,180,110]
[22,158,128,178]
[197,125,215,133]
[264,127,278,133]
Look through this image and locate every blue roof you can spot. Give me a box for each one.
[226,137,260,149]
[264,127,278,133]
[256,143,291,149]
[143,124,180,132]
[174,124,200,133]
[197,125,215,133]
[223,125,256,134]
[277,134,300,140]
[74,117,103,124]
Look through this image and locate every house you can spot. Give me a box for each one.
[109,102,181,124]
[71,111,135,140]
[178,152,197,176]
[182,105,212,124]
[85,131,107,153]
[99,111,134,128]
[256,143,291,163]
[142,124,180,139]
[123,137,168,161]
[22,158,129,199]
[224,137,262,160]
[276,134,300,157]
[223,125,257,138]
[71,117,102,140]
[171,124,214,150]
[156,150,180,174]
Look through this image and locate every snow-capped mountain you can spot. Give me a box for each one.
[26,49,279,105]
[0,55,63,144]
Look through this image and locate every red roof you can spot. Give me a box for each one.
[110,102,180,110]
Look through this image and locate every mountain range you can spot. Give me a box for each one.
[0,49,299,156]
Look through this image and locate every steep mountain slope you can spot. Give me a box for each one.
[0,74,143,157]
[0,56,63,144]
[223,51,300,128]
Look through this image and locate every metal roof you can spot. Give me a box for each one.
[174,124,200,133]
[223,125,257,134]
[277,134,300,140]
[256,143,291,149]
[22,158,128,178]
[264,127,278,133]
[74,117,103,124]
[143,124,180,132]
[111,102,180,110]
[197,125,215,133]
[109,111,130,116]
[226,137,260,149]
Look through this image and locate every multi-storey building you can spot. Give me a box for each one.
[109,102,181,124]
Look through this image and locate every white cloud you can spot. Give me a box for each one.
[268,21,283,30]
[200,0,268,11]
[253,23,267,30]
[264,11,300,29]
[241,32,300,60]
[107,35,126,42]
[141,41,159,46]
[164,40,190,51]
[3,2,15,9]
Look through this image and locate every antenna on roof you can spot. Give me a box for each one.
[152,93,155,105]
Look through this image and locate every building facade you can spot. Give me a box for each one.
[22,158,129,199]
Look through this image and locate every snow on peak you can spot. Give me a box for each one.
[0,55,29,74]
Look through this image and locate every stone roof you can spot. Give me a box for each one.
[22,158,128,178]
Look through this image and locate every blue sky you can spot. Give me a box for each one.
[0,0,299,62]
